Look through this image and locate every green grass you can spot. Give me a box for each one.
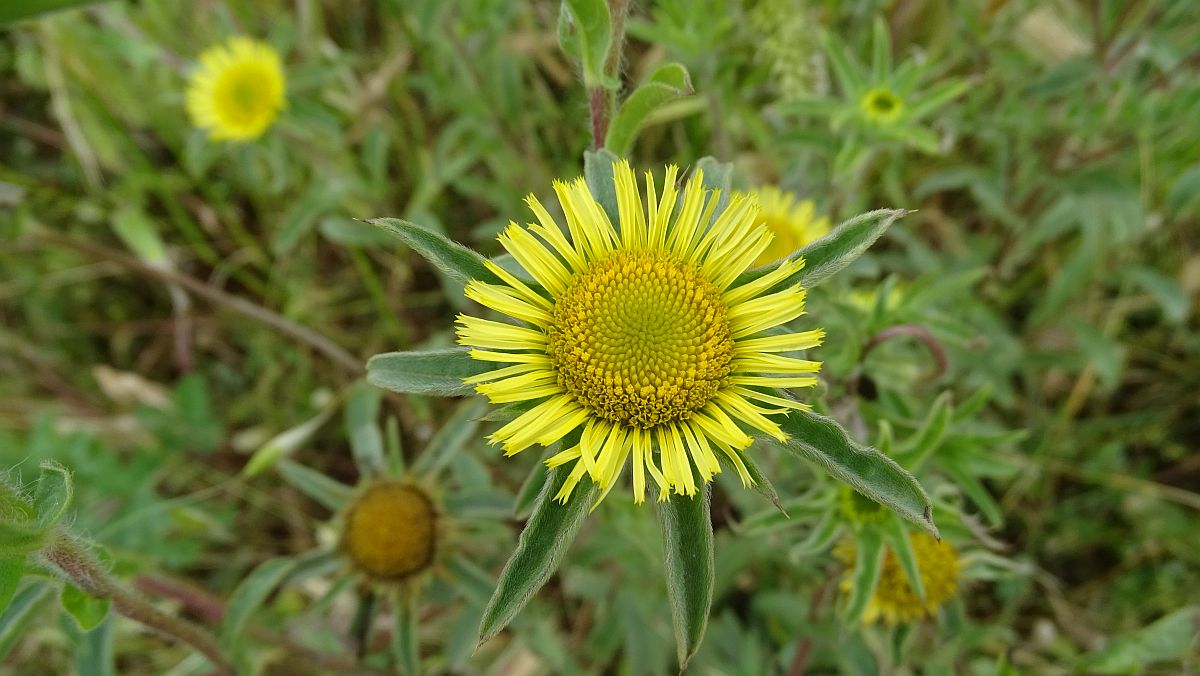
[1,0,1198,673]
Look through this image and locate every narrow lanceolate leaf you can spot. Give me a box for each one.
[605,63,693,157]
[0,583,52,661]
[881,516,925,601]
[220,557,298,654]
[367,348,496,397]
[33,461,73,530]
[370,218,501,285]
[771,409,938,538]
[413,397,488,477]
[656,485,714,670]
[736,208,910,290]
[584,148,620,225]
[844,529,885,623]
[893,391,953,470]
[476,466,598,647]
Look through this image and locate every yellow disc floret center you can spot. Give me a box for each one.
[547,250,735,428]
[340,482,437,582]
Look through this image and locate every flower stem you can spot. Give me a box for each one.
[587,0,631,149]
[40,533,233,674]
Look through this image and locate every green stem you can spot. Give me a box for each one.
[40,534,232,673]
[588,0,631,149]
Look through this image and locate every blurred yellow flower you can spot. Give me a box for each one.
[838,485,889,524]
[339,481,438,583]
[840,533,961,624]
[742,186,830,266]
[186,37,285,141]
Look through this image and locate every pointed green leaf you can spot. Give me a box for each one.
[220,557,297,654]
[656,486,714,670]
[345,381,386,477]
[906,78,970,121]
[276,459,354,512]
[770,410,938,537]
[844,529,884,623]
[72,613,114,676]
[513,466,550,519]
[477,465,598,647]
[942,463,1004,528]
[33,461,73,531]
[881,516,925,601]
[584,148,620,224]
[60,583,111,632]
[367,348,495,397]
[605,63,693,156]
[736,208,909,290]
[370,218,501,285]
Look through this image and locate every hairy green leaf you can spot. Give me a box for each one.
[477,465,598,647]
[737,208,909,290]
[367,348,495,397]
[345,381,386,476]
[771,410,938,537]
[33,461,73,531]
[605,63,693,156]
[370,218,501,285]
[656,486,714,670]
[881,516,925,601]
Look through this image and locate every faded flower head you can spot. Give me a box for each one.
[339,481,437,583]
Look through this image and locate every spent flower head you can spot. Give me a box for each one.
[186,37,286,142]
[339,480,438,584]
[457,161,824,507]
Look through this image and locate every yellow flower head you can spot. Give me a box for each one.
[742,186,831,267]
[841,533,961,625]
[860,87,904,125]
[339,481,437,583]
[186,37,286,142]
[457,162,824,507]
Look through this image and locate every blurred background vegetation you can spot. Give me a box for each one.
[1,0,1198,673]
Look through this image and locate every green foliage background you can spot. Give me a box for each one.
[1,0,1198,673]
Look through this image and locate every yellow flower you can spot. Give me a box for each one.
[339,481,438,583]
[841,533,961,624]
[457,162,824,506]
[742,186,830,267]
[860,87,904,125]
[186,37,286,141]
